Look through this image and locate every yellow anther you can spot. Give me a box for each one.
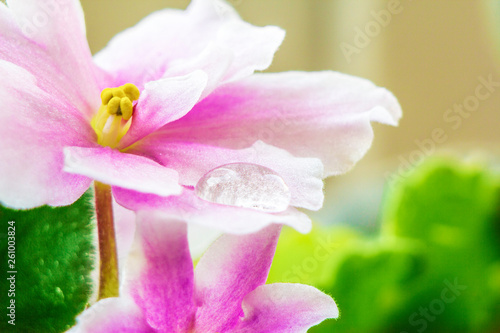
[120,98,133,120]
[92,83,140,148]
[101,88,113,105]
[107,97,121,115]
[111,87,125,98]
[122,83,140,101]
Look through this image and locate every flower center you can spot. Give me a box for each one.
[91,83,140,148]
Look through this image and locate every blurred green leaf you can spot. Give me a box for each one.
[267,226,359,287]
[0,191,95,333]
[380,158,500,332]
[270,157,500,333]
[311,238,425,333]
[268,226,426,333]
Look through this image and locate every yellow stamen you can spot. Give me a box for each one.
[100,88,113,105]
[107,97,121,115]
[120,98,133,120]
[91,83,140,148]
[111,87,125,98]
[123,83,140,101]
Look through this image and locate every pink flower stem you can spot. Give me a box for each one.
[94,181,119,300]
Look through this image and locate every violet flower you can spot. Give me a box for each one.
[69,212,338,332]
[0,0,401,232]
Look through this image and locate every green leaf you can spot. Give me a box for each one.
[270,157,500,333]
[311,238,426,333]
[380,157,500,332]
[0,191,95,333]
[267,226,360,287]
[268,226,426,333]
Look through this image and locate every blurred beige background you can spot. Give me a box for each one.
[81,0,500,225]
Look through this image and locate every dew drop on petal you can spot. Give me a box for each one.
[195,163,291,213]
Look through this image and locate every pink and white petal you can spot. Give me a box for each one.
[130,140,324,210]
[187,0,240,20]
[193,224,281,332]
[112,200,136,274]
[113,187,312,234]
[94,0,283,90]
[0,60,94,209]
[188,224,223,259]
[1,1,105,115]
[93,8,188,88]
[63,147,181,197]
[68,297,153,333]
[185,0,285,83]
[123,211,195,332]
[162,43,234,100]
[216,20,285,83]
[119,71,208,148]
[162,71,402,177]
[234,283,339,333]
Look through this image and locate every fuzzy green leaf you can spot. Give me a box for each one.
[0,191,95,333]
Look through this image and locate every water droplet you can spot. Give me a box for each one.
[195,163,291,212]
